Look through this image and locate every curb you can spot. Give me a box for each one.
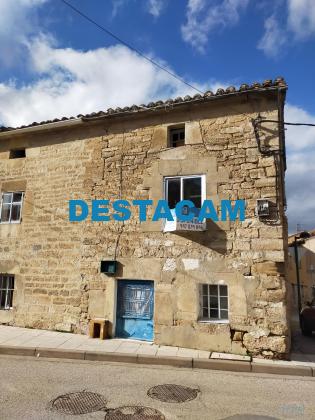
[0,345,314,378]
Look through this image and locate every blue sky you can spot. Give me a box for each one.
[0,0,314,232]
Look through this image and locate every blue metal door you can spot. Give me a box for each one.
[116,280,154,341]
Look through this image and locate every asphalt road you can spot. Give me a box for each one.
[0,355,314,420]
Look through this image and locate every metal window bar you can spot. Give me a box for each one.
[0,275,14,310]
[0,192,24,224]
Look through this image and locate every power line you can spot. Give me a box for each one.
[59,0,203,94]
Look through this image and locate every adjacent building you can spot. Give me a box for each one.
[0,77,290,358]
[288,230,315,312]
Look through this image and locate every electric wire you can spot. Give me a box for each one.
[59,0,203,94]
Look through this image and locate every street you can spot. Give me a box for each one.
[0,355,314,419]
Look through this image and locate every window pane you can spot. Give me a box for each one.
[202,284,208,295]
[209,285,218,296]
[203,307,209,318]
[13,192,23,202]
[166,178,181,209]
[2,193,12,204]
[220,309,228,319]
[202,295,208,307]
[1,204,11,222]
[6,289,13,308]
[0,276,3,289]
[8,276,14,290]
[210,295,218,308]
[0,291,5,309]
[210,309,218,319]
[183,177,202,208]
[11,204,21,222]
[220,297,228,310]
[220,285,228,296]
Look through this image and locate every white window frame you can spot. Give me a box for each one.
[164,175,206,209]
[199,284,229,324]
[0,274,14,310]
[0,191,24,224]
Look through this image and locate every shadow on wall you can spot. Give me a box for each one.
[175,219,228,255]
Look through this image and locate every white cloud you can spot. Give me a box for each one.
[258,0,315,57]
[287,0,315,39]
[0,37,211,127]
[285,104,315,233]
[181,0,249,52]
[257,15,287,57]
[147,0,166,17]
[0,0,47,67]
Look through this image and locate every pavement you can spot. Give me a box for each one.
[0,354,314,419]
[0,325,315,377]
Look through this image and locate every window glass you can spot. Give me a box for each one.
[13,192,23,202]
[166,178,181,209]
[11,204,21,222]
[1,204,11,222]
[2,193,11,204]
[183,177,202,208]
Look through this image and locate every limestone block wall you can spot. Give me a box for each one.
[0,93,289,358]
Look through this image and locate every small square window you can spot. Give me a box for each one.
[200,284,229,321]
[169,126,185,147]
[0,274,14,310]
[9,149,26,159]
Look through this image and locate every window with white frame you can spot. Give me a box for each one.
[164,175,205,210]
[201,284,228,321]
[0,192,24,224]
[0,274,14,310]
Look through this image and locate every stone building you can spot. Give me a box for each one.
[288,230,315,311]
[0,77,290,358]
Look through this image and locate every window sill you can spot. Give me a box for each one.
[198,319,229,324]
[0,222,21,225]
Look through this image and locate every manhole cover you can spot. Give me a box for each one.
[147,384,199,403]
[105,406,165,419]
[50,391,107,415]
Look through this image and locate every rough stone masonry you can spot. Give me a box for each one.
[0,78,290,359]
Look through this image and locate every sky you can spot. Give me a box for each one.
[0,0,314,233]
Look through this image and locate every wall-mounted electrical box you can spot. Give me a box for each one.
[100,260,117,274]
[256,199,270,217]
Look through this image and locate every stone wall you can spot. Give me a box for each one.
[0,92,290,358]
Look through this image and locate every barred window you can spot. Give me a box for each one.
[0,274,14,310]
[201,284,228,321]
[0,192,24,223]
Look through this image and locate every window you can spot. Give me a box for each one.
[169,126,185,147]
[164,175,205,210]
[0,192,24,223]
[0,274,14,310]
[201,284,228,321]
[9,149,26,159]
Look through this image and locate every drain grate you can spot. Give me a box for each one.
[50,391,107,415]
[105,406,165,420]
[147,384,199,403]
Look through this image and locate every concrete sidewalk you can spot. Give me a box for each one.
[0,325,315,377]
